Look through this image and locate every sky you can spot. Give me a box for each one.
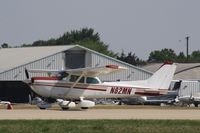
[0,0,200,59]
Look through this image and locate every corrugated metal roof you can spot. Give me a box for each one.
[143,63,200,80]
[0,45,75,73]
[0,44,152,77]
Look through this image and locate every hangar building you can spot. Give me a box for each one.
[143,63,200,97]
[0,45,152,103]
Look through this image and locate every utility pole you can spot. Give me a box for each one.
[186,36,189,61]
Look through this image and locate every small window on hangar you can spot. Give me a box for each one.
[65,50,86,69]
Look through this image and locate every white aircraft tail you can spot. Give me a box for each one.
[146,62,176,89]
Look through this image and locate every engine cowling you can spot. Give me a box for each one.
[79,100,95,109]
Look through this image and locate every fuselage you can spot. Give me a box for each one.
[30,76,168,100]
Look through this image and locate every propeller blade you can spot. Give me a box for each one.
[28,94,32,104]
[189,92,195,103]
[190,92,192,99]
[25,68,29,79]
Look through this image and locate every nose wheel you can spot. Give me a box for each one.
[81,107,88,110]
[61,107,69,110]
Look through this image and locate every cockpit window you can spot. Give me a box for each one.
[58,72,69,80]
[79,77,85,83]
[86,77,99,84]
[69,75,85,83]
[69,75,79,82]
[61,72,69,78]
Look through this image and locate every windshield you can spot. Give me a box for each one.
[86,77,100,84]
[58,72,69,80]
[69,75,85,83]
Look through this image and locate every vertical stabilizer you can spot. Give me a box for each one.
[146,62,176,89]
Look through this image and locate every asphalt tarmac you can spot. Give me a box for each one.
[0,108,200,120]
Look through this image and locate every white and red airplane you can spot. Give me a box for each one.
[25,62,176,110]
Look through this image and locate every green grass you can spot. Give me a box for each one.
[0,120,200,133]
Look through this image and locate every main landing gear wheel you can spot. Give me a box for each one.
[39,107,47,110]
[81,107,88,110]
[61,107,69,110]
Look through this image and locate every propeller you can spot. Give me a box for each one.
[24,68,33,84]
[189,92,194,103]
[25,68,29,79]
[189,92,192,99]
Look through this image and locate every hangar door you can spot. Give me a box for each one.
[0,81,31,103]
[65,50,86,68]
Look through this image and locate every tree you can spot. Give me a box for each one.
[176,52,187,63]
[77,40,117,57]
[1,43,9,48]
[55,28,100,45]
[32,40,47,46]
[190,50,200,62]
[117,51,146,66]
[117,50,126,62]
[21,28,116,57]
[148,48,177,62]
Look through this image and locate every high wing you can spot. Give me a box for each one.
[66,65,127,76]
[26,65,127,77]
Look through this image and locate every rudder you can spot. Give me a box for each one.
[146,62,176,89]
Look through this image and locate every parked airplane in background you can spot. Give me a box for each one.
[177,93,200,107]
[120,91,178,105]
[0,100,12,109]
[0,101,11,105]
[24,62,176,110]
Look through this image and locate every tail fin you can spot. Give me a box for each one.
[146,62,176,89]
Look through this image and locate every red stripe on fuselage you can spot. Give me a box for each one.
[32,77,59,81]
[135,92,163,96]
[31,78,168,95]
[32,83,107,92]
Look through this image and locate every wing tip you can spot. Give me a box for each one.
[163,61,173,65]
[106,65,119,69]
[106,64,127,70]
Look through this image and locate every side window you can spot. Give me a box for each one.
[69,75,85,83]
[69,75,79,82]
[86,77,99,84]
[79,77,85,83]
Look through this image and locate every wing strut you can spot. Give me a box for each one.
[64,72,86,97]
[70,73,85,89]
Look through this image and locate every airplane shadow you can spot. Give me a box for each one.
[48,108,88,112]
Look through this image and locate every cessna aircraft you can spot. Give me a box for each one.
[24,62,176,110]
